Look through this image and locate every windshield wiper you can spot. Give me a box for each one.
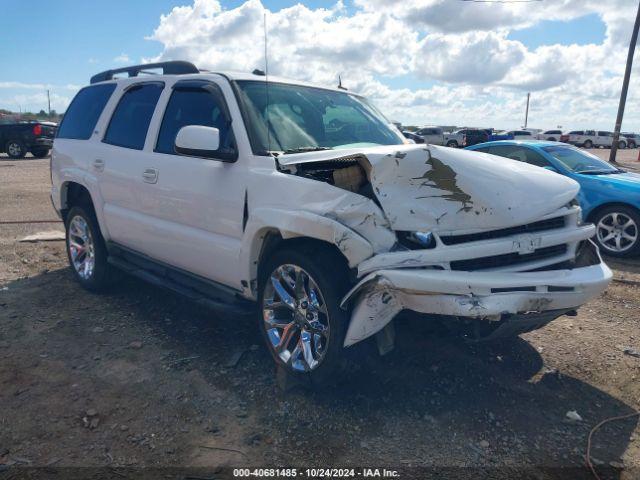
[575,169,623,175]
[282,146,333,154]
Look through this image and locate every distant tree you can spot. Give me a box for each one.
[38,109,47,117]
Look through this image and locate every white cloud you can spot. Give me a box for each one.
[143,0,640,129]
[113,53,131,63]
[415,32,525,84]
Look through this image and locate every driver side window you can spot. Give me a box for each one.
[155,84,235,156]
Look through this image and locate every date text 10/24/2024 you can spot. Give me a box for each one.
[233,469,401,478]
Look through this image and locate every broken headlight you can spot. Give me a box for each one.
[397,231,437,250]
[566,197,582,224]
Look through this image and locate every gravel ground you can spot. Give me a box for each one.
[1,150,639,479]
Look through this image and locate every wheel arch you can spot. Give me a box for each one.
[239,208,374,300]
[60,181,94,220]
[586,201,640,224]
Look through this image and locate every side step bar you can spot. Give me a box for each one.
[107,244,254,316]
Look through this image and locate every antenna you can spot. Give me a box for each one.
[337,75,347,90]
[263,11,272,154]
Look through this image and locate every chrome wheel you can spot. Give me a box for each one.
[68,215,95,280]
[262,264,330,372]
[597,212,638,253]
[7,142,22,157]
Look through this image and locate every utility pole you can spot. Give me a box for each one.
[524,92,530,128]
[47,90,51,116]
[610,0,640,164]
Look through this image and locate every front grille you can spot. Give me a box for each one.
[450,245,567,271]
[440,216,566,246]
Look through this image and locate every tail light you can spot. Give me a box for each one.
[462,134,467,147]
[33,124,42,136]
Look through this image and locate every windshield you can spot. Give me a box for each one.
[542,145,620,174]
[234,80,404,154]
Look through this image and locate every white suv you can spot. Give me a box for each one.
[567,130,630,149]
[51,62,611,385]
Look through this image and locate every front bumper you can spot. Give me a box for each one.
[341,244,612,346]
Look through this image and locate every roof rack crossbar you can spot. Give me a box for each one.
[90,61,199,84]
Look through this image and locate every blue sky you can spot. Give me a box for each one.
[0,0,634,130]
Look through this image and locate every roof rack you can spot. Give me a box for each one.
[90,61,199,84]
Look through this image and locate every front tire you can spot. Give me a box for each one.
[446,140,458,148]
[6,140,26,159]
[583,140,593,149]
[619,141,627,149]
[65,206,115,291]
[258,244,351,387]
[593,205,640,257]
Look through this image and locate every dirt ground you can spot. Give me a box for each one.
[1,148,640,479]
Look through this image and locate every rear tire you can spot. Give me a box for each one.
[258,243,351,388]
[6,140,26,159]
[31,148,49,158]
[65,205,115,292]
[446,140,458,148]
[548,137,556,142]
[619,141,627,149]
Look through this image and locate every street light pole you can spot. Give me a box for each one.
[610,0,640,164]
[524,92,530,129]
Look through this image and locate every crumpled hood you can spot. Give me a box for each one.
[280,144,579,234]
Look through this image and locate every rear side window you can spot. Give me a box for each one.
[56,84,116,140]
[155,85,234,156]
[569,131,583,135]
[104,83,164,150]
[486,145,549,167]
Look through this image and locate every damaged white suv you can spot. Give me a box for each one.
[51,62,611,385]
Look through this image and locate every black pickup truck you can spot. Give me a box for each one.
[0,121,57,158]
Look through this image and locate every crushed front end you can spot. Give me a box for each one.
[277,144,612,347]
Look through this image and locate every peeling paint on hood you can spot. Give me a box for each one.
[280,144,579,234]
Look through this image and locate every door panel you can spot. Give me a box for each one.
[131,79,246,288]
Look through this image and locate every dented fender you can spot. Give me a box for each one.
[239,207,375,299]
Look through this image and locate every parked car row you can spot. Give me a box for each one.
[402,127,640,150]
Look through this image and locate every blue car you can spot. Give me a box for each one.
[466,140,640,257]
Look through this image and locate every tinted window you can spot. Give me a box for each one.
[56,84,116,140]
[104,83,163,150]
[597,131,609,136]
[545,130,561,134]
[569,130,583,135]
[156,85,234,155]
[486,145,550,167]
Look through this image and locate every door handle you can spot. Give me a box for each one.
[142,168,158,184]
[93,159,105,172]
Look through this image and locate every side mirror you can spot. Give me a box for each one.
[543,165,559,173]
[175,125,220,158]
